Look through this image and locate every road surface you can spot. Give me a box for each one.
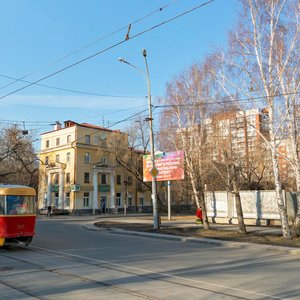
[0,216,299,299]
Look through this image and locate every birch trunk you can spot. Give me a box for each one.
[231,165,247,234]
[248,0,292,239]
[184,151,210,230]
[269,105,292,239]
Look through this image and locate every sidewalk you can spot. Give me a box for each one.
[80,214,300,256]
[38,212,282,235]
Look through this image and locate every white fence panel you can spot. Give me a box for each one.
[206,191,228,218]
[205,190,297,221]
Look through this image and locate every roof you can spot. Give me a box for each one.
[79,123,118,133]
[41,120,122,135]
[0,185,36,196]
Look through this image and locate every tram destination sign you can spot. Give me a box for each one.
[143,151,184,182]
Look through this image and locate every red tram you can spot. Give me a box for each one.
[0,184,36,247]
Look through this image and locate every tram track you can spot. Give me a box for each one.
[0,249,161,300]
[0,277,47,300]
[0,246,275,300]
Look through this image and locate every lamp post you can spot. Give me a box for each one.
[118,49,159,229]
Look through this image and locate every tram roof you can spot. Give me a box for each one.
[0,185,36,196]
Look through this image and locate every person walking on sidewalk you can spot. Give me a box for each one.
[47,205,52,217]
[196,207,203,225]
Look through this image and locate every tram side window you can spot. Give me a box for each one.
[0,196,4,214]
[6,196,35,215]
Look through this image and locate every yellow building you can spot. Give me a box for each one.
[38,120,151,213]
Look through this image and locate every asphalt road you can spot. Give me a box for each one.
[0,216,299,299]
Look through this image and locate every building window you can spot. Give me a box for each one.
[83,192,90,207]
[56,154,60,162]
[54,173,59,184]
[85,135,91,144]
[127,176,132,185]
[101,174,106,184]
[46,140,50,148]
[139,196,144,206]
[56,138,60,146]
[101,156,107,164]
[84,172,90,183]
[65,192,70,207]
[67,135,71,143]
[45,156,49,165]
[66,173,70,183]
[84,153,91,164]
[101,132,107,141]
[94,136,100,145]
[66,152,71,162]
[117,175,122,185]
[45,175,48,185]
[116,192,121,206]
[128,195,132,206]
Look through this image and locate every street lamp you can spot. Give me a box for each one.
[118,49,159,229]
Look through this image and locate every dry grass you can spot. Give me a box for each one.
[95,221,300,248]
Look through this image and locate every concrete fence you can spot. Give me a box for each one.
[205,190,299,225]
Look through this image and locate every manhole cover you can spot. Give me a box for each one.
[0,267,14,272]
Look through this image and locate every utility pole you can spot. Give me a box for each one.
[118,49,159,229]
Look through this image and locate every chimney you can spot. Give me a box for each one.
[54,121,62,130]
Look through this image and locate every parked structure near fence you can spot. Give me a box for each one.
[205,190,299,225]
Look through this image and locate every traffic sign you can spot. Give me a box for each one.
[150,167,159,178]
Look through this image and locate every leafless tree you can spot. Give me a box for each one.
[0,125,38,188]
[213,0,300,238]
[113,119,168,215]
[159,62,219,229]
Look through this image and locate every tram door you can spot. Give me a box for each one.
[100,196,107,214]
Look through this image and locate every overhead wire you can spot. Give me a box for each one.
[0,96,150,130]
[0,1,178,92]
[31,107,150,147]
[6,86,292,136]
[0,0,215,103]
[0,74,145,99]
[155,89,300,109]
[72,104,148,123]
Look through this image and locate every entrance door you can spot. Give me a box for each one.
[101,196,107,214]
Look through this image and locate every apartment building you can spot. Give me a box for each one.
[203,108,298,188]
[205,108,269,163]
[38,120,151,213]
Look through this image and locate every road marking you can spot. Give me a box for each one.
[57,247,113,252]
[32,246,285,300]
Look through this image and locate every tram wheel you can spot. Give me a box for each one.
[25,237,33,247]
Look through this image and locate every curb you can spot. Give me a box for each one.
[82,223,300,256]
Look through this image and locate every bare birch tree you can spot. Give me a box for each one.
[213,0,300,238]
[159,62,220,229]
[271,1,300,233]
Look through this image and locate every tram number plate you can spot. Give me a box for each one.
[17,224,25,230]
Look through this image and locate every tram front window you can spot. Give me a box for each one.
[6,195,35,215]
[0,196,4,214]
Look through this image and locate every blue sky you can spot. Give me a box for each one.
[0,0,239,146]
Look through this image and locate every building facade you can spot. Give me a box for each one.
[38,121,151,213]
[205,108,269,163]
[204,108,296,188]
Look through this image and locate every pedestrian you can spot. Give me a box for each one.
[47,205,52,217]
[101,200,106,214]
[196,207,203,225]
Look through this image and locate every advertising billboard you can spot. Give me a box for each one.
[143,151,184,182]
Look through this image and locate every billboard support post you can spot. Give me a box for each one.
[168,180,171,221]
